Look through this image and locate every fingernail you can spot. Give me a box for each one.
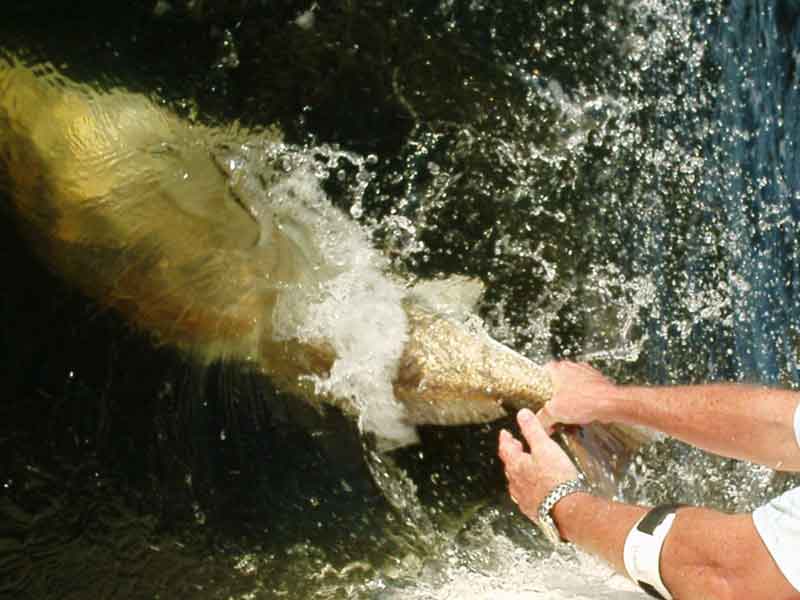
[499,429,510,439]
[518,408,534,422]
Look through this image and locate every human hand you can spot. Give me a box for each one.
[498,408,579,523]
[538,361,620,435]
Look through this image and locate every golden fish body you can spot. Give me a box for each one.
[0,60,329,381]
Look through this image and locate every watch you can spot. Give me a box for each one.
[536,478,590,544]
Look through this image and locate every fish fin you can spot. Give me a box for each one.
[407,275,485,320]
[374,426,420,452]
[560,423,656,497]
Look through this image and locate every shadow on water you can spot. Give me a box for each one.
[0,194,514,597]
[0,210,367,595]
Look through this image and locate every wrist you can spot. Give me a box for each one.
[595,383,631,423]
[550,491,594,542]
[603,383,663,428]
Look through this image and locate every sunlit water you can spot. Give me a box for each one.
[2,0,800,598]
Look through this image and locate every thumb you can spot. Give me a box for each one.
[536,403,557,436]
[517,408,549,450]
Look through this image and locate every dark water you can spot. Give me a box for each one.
[2,1,800,598]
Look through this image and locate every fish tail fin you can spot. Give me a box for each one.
[560,423,655,497]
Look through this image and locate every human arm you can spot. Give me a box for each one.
[538,361,800,471]
[554,493,797,600]
[498,410,800,600]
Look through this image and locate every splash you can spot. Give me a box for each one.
[214,139,416,445]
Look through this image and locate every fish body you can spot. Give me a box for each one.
[0,57,647,488]
[396,304,551,425]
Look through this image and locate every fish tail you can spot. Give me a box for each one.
[560,423,655,497]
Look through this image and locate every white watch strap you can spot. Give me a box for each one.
[623,505,679,600]
[793,402,800,450]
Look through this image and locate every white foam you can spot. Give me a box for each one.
[264,164,416,447]
[378,537,642,600]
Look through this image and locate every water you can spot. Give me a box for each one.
[1,0,800,598]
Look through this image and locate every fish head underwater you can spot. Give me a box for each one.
[0,54,650,491]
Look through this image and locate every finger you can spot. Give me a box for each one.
[543,360,560,382]
[543,361,565,396]
[517,408,549,451]
[498,429,523,464]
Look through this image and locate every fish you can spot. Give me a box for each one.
[0,55,650,492]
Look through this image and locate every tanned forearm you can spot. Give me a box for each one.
[605,384,800,470]
[553,494,797,600]
[552,492,645,574]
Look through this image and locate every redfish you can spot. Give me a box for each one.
[0,56,649,490]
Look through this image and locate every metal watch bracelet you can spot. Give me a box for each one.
[536,478,590,545]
